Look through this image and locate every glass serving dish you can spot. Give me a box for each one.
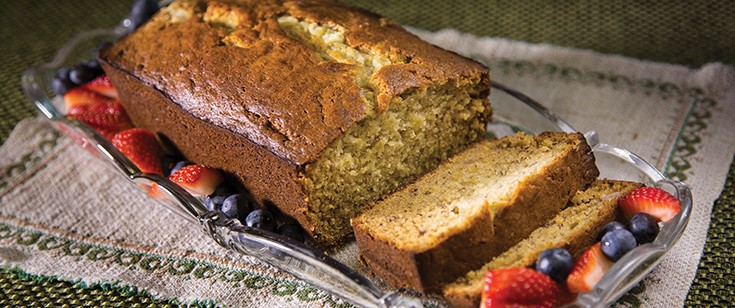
[21,27,691,308]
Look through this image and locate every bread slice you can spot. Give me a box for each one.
[442,179,643,308]
[351,132,599,294]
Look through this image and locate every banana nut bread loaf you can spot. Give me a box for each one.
[442,179,643,308]
[97,0,492,246]
[351,132,599,294]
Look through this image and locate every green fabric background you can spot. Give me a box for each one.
[1,0,733,306]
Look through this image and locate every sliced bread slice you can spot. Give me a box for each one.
[351,131,599,294]
[442,179,643,308]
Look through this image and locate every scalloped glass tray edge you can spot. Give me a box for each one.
[21,28,692,308]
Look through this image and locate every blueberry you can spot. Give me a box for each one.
[55,67,71,79]
[81,59,104,77]
[627,213,659,244]
[69,63,96,86]
[277,223,305,242]
[204,195,228,212]
[128,0,160,30]
[51,76,74,95]
[597,221,626,241]
[535,248,574,283]
[130,0,160,17]
[51,67,74,95]
[169,160,193,175]
[219,196,239,218]
[245,209,277,232]
[221,194,253,219]
[600,229,637,262]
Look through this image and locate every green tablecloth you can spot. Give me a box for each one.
[1,0,733,306]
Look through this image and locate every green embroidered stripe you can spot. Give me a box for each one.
[0,130,63,191]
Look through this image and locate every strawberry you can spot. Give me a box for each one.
[112,128,163,175]
[566,243,614,293]
[146,182,172,202]
[63,87,109,109]
[66,99,133,140]
[81,75,119,99]
[56,122,97,154]
[168,164,223,197]
[617,187,681,223]
[481,267,575,308]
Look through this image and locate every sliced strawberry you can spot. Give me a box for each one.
[566,243,615,293]
[112,128,163,175]
[81,75,119,99]
[66,99,133,140]
[481,267,575,308]
[146,182,172,202]
[63,87,109,109]
[57,122,96,154]
[168,164,223,197]
[617,187,681,223]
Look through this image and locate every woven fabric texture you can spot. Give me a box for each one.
[1,0,734,307]
[685,156,735,307]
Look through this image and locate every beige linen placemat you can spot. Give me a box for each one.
[2,28,735,308]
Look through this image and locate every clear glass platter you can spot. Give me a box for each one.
[21,27,692,308]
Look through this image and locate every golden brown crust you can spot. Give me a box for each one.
[101,0,489,165]
[286,0,490,96]
[352,132,600,295]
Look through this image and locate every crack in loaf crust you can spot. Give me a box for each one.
[351,132,600,294]
[98,0,491,247]
[441,179,644,308]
